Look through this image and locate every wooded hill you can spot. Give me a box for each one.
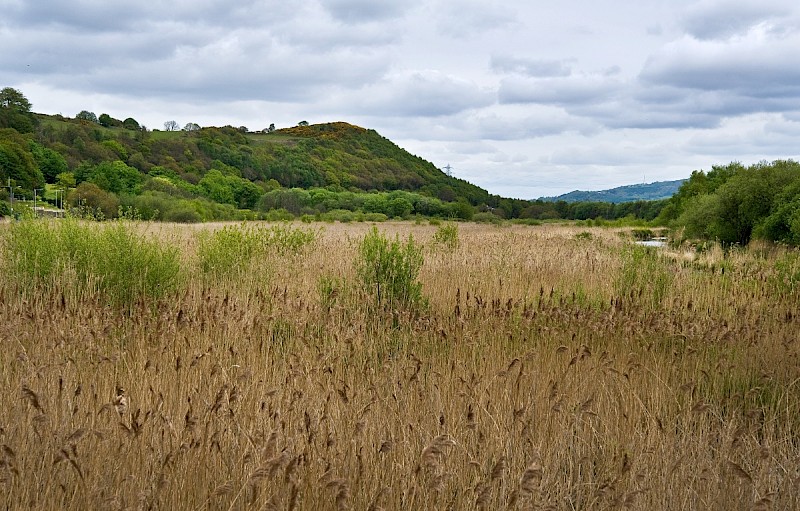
[1,87,666,223]
[542,179,686,203]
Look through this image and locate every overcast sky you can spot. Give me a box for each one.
[2,0,799,198]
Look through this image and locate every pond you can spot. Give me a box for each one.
[635,237,667,248]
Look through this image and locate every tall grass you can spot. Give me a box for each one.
[2,218,181,307]
[0,221,797,509]
[196,223,318,280]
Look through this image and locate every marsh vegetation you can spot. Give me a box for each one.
[0,220,798,510]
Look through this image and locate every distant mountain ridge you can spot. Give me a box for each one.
[541,179,686,203]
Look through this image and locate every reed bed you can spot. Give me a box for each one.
[0,220,798,510]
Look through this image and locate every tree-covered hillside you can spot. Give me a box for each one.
[1,87,670,224]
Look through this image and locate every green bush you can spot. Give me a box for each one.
[2,219,182,307]
[363,212,388,222]
[472,212,503,224]
[163,204,202,223]
[356,227,426,310]
[196,223,318,279]
[432,223,459,250]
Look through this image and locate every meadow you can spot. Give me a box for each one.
[0,219,798,510]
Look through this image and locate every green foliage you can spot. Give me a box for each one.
[196,224,317,279]
[357,227,426,310]
[768,252,800,298]
[163,202,202,223]
[0,129,45,191]
[0,93,676,224]
[76,110,98,123]
[672,160,800,245]
[472,211,503,224]
[615,245,673,310]
[198,169,263,209]
[2,219,182,307]
[30,142,68,182]
[69,182,120,219]
[122,117,140,130]
[432,223,459,250]
[318,274,344,310]
[80,160,143,195]
[0,87,35,133]
[98,113,123,128]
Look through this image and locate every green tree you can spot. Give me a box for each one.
[85,161,143,195]
[122,117,140,130]
[0,87,35,133]
[30,142,68,182]
[56,172,76,190]
[0,129,44,190]
[197,169,235,205]
[98,113,122,127]
[69,181,120,218]
[76,110,98,123]
[711,162,796,244]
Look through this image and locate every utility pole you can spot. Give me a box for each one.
[33,188,43,218]
[5,179,21,217]
[443,164,453,177]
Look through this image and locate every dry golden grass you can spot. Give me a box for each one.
[0,220,798,510]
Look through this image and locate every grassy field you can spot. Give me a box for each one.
[0,220,798,510]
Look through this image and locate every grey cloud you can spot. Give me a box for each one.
[88,39,389,102]
[640,31,800,98]
[4,1,294,31]
[351,71,493,117]
[470,109,599,141]
[680,0,791,40]
[490,55,572,77]
[318,0,417,23]
[434,0,516,37]
[498,75,621,106]
[0,1,399,104]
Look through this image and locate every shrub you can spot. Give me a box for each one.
[196,223,318,280]
[472,212,503,224]
[163,204,202,223]
[2,219,182,307]
[356,227,426,310]
[363,212,388,223]
[432,223,459,250]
